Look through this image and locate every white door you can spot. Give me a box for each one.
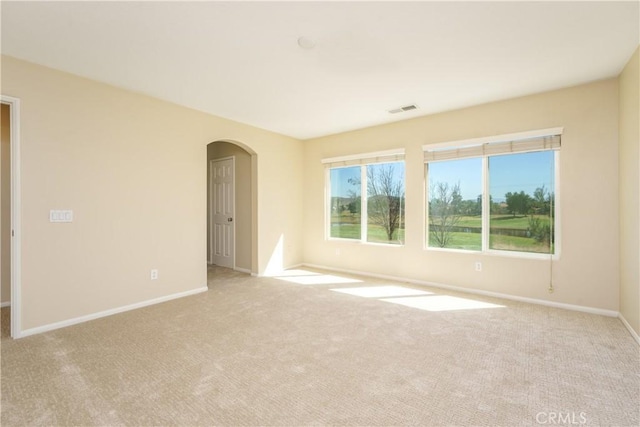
[210,158,234,268]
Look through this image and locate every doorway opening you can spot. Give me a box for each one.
[207,141,256,275]
[210,156,235,269]
[1,95,21,339]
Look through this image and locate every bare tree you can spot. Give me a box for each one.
[429,181,462,247]
[367,164,404,241]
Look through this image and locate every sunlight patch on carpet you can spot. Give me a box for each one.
[331,285,432,298]
[273,270,362,285]
[380,295,505,312]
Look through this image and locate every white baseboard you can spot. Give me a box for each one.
[1,301,10,308]
[209,264,253,275]
[287,263,304,270]
[18,286,208,338]
[257,263,304,278]
[619,313,640,346]
[302,263,620,318]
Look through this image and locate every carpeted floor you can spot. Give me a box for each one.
[1,266,638,426]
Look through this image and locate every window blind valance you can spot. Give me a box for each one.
[423,131,561,162]
[322,148,405,168]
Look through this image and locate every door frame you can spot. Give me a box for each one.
[209,156,236,269]
[1,95,22,339]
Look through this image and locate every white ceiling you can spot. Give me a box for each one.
[2,1,639,140]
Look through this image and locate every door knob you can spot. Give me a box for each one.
[228,218,233,222]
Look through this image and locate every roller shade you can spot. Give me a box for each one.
[424,134,561,162]
[322,149,405,168]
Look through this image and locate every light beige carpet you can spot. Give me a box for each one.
[1,266,638,426]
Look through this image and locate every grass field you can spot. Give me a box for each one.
[331,224,405,244]
[330,216,405,244]
[454,215,551,229]
[431,214,552,253]
[331,213,552,253]
[428,232,551,253]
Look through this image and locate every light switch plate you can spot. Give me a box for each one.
[50,210,73,223]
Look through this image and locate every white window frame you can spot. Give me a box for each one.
[323,149,406,246]
[423,128,562,260]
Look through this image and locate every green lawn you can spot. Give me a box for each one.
[330,222,404,244]
[331,213,552,253]
[455,215,551,229]
[455,216,482,227]
[428,231,551,253]
[330,224,361,239]
[428,232,481,251]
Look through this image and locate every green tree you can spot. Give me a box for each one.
[459,199,480,216]
[347,199,360,215]
[528,185,554,246]
[489,195,505,214]
[505,191,532,216]
[532,185,550,215]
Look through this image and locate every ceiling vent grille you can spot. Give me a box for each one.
[388,104,418,114]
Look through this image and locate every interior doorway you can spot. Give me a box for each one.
[206,141,256,274]
[1,103,11,338]
[209,157,235,268]
[1,95,21,339]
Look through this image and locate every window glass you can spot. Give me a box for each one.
[488,151,555,254]
[329,167,361,239]
[427,158,482,250]
[366,162,405,244]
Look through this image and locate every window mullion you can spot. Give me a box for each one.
[424,163,429,249]
[361,165,368,242]
[553,150,560,256]
[325,168,330,241]
[482,156,489,252]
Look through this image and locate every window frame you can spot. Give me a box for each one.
[423,128,562,260]
[323,149,406,246]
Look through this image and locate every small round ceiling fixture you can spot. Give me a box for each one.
[297,36,316,50]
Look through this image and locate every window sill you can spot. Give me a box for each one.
[327,238,405,248]
[425,246,559,260]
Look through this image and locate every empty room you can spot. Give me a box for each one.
[1,2,639,426]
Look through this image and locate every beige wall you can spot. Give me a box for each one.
[1,50,633,333]
[303,79,620,311]
[1,55,304,332]
[207,142,253,272]
[1,103,10,304]
[619,46,640,335]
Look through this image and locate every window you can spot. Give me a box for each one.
[489,151,555,254]
[428,158,482,250]
[329,167,361,239]
[324,150,405,245]
[424,129,560,256]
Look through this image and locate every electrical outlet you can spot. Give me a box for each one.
[475,262,482,272]
[335,248,341,256]
[150,269,159,280]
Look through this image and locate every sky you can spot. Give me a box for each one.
[488,151,555,201]
[331,167,361,198]
[428,158,482,200]
[330,162,405,198]
[331,151,555,202]
[428,151,555,201]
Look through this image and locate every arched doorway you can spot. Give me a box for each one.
[207,140,257,274]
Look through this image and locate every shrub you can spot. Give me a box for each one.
[528,216,551,243]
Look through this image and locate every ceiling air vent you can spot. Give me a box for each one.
[388,104,418,114]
